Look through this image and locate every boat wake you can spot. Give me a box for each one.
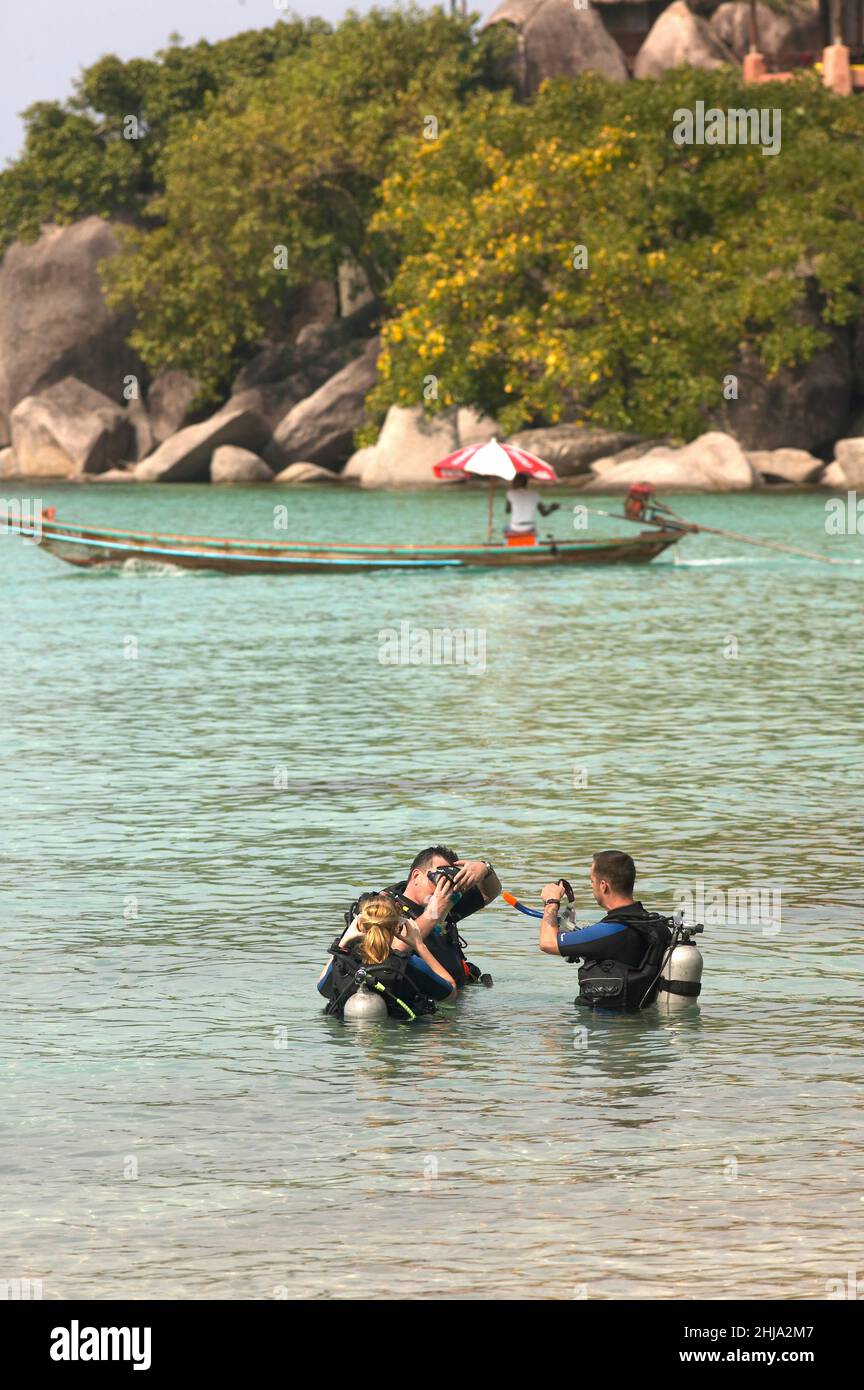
[119,558,188,577]
[668,554,771,567]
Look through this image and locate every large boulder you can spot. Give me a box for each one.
[634,1,735,78]
[715,323,853,452]
[350,406,458,488]
[457,407,500,449]
[0,217,143,442]
[10,377,132,478]
[584,431,758,490]
[833,438,864,490]
[227,345,359,431]
[134,406,269,482]
[127,397,154,461]
[483,0,629,94]
[507,425,647,478]
[285,277,338,340]
[272,461,347,485]
[0,446,16,477]
[747,448,823,485]
[146,370,203,443]
[341,445,379,481]
[86,467,139,483]
[265,338,380,470]
[210,446,273,484]
[710,1,820,61]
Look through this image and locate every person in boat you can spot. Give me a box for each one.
[340,846,501,990]
[504,472,560,539]
[318,893,456,1019]
[536,851,672,1012]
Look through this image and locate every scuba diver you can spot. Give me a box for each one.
[318,894,455,1020]
[537,850,674,1012]
[339,846,501,990]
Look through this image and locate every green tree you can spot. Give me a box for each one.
[101,7,514,396]
[367,68,864,440]
[0,19,326,250]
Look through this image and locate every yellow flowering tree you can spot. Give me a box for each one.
[370,69,864,439]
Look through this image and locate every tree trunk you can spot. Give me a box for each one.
[749,0,760,52]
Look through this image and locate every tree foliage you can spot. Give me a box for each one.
[98,7,514,395]
[369,68,864,439]
[0,20,328,251]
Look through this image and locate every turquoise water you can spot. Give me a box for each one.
[1,483,862,1300]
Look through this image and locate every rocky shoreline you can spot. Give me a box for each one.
[2,215,864,495]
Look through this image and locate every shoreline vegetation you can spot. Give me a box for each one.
[1,4,864,491]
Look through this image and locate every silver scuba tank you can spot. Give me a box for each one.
[655,913,704,1011]
[343,969,388,1021]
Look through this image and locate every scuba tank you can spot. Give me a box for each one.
[655,912,704,1011]
[342,967,388,1021]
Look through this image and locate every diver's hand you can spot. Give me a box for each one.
[541,882,563,905]
[397,919,423,953]
[420,880,455,926]
[453,859,487,892]
[340,917,363,946]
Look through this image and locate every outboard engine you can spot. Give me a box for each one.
[343,967,388,1021]
[656,913,704,1011]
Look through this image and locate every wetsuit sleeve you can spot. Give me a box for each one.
[317,960,334,997]
[405,953,453,1000]
[556,920,631,961]
[449,886,485,923]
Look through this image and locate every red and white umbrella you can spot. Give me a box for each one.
[433,437,558,483]
[433,437,558,540]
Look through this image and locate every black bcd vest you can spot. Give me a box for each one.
[576,913,673,1012]
[324,939,437,1022]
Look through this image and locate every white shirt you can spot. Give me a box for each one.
[507,486,541,531]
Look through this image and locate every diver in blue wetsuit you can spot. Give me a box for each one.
[537,851,672,1012]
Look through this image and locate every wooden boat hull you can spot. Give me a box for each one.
[13,518,681,573]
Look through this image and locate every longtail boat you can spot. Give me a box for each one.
[8,514,682,573]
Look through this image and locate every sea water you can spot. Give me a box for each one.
[0,483,861,1299]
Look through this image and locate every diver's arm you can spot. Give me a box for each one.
[480,862,501,903]
[413,938,456,993]
[453,858,500,902]
[538,881,563,955]
[397,919,455,993]
[319,919,361,981]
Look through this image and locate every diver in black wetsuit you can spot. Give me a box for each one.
[386,846,501,987]
[340,846,501,990]
[536,850,672,1012]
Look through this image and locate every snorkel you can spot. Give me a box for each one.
[503,878,577,927]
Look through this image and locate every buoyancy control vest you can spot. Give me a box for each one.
[323,938,437,1022]
[576,913,673,1012]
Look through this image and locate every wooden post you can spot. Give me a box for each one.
[487,478,495,541]
[822,42,853,93]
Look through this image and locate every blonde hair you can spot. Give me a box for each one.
[357,895,402,965]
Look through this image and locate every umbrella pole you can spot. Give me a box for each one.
[487,478,494,541]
